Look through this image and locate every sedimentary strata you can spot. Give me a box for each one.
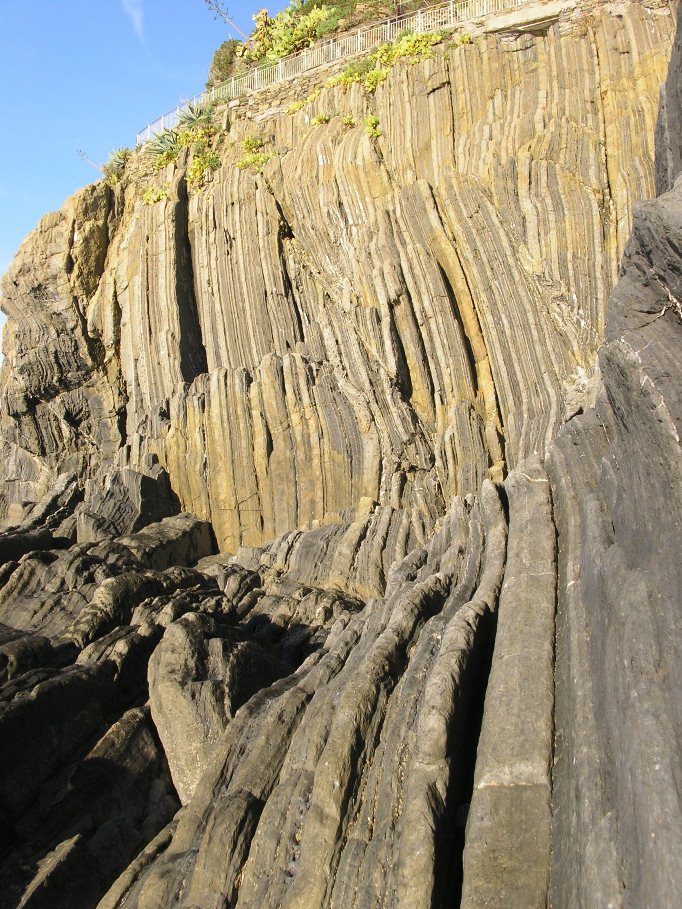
[0,1,679,907]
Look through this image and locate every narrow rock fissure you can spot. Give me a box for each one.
[547,477,560,906]
[435,608,498,909]
[438,262,478,398]
[273,194,306,344]
[387,305,414,401]
[590,21,618,281]
[174,179,208,382]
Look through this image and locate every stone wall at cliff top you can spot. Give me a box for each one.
[1,0,676,552]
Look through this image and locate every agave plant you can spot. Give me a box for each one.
[178,102,213,129]
[102,147,131,184]
[108,147,131,170]
[148,129,180,156]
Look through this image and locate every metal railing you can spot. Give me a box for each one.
[136,0,530,144]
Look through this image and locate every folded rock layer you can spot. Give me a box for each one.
[1,0,674,549]
[0,1,679,907]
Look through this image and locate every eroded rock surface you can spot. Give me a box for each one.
[547,105,682,909]
[0,1,679,907]
[1,0,675,551]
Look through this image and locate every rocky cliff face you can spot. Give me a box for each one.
[0,1,680,907]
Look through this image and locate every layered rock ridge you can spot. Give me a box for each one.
[0,0,680,907]
[548,15,682,903]
[1,0,675,551]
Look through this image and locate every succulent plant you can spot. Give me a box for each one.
[177,103,213,129]
[148,129,180,156]
[102,147,131,185]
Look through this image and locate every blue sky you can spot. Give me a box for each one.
[0,0,286,345]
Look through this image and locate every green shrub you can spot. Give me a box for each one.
[206,38,241,88]
[311,112,332,125]
[236,150,277,173]
[342,115,356,127]
[187,150,221,187]
[322,30,440,99]
[298,0,354,20]
[287,87,322,114]
[276,7,447,116]
[241,135,265,151]
[326,56,373,90]
[316,13,340,36]
[288,55,387,116]
[240,1,342,64]
[447,33,473,49]
[142,185,168,204]
[268,2,339,59]
[372,31,443,65]
[177,123,216,149]
[364,114,381,138]
[342,57,374,78]
[363,67,389,91]
[153,148,179,171]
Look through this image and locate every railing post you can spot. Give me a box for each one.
[303,47,308,69]
[231,76,235,98]
[356,30,361,53]
[279,59,283,80]
[449,0,454,23]
[417,9,423,31]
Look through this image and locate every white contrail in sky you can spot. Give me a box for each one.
[121,0,146,45]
